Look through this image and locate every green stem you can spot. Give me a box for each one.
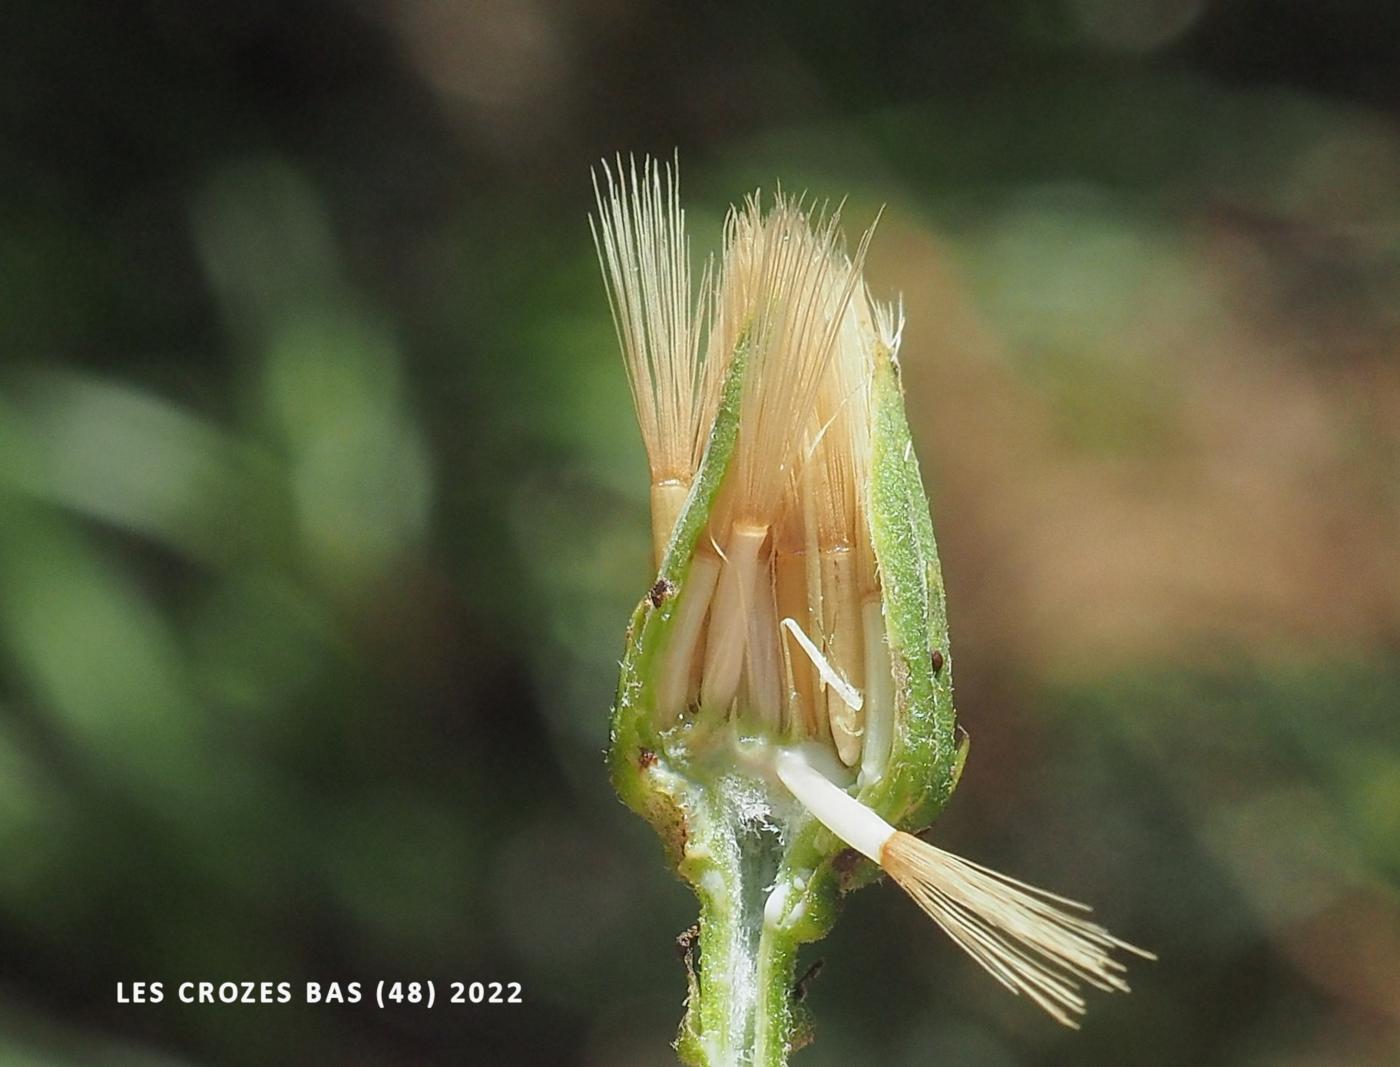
[753,920,799,1065]
[678,778,802,1067]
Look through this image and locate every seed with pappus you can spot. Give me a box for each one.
[595,154,1153,1066]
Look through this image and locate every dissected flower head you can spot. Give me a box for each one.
[599,156,1152,1055]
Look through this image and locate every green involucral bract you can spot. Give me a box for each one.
[609,336,965,1066]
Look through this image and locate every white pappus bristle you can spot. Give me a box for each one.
[591,155,721,561]
[871,289,905,361]
[881,831,1156,1028]
[697,196,872,716]
[724,195,868,526]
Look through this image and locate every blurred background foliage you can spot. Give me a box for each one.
[1,1,1398,1064]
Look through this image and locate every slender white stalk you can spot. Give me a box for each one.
[858,596,894,785]
[774,550,818,736]
[744,560,783,728]
[649,480,690,568]
[774,748,892,862]
[779,618,863,715]
[820,548,864,765]
[702,523,766,711]
[657,552,720,720]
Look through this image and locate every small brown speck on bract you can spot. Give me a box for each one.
[931,649,944,675]
[648,577,675,607]
[638,748,657,770]
[833,848,861,876]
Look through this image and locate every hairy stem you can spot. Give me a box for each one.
[753,919,800,1065]
[679,777,801,1067]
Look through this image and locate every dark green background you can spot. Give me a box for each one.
[2,2,1398,1064]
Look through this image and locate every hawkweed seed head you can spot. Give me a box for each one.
[600,156,1152,1065]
